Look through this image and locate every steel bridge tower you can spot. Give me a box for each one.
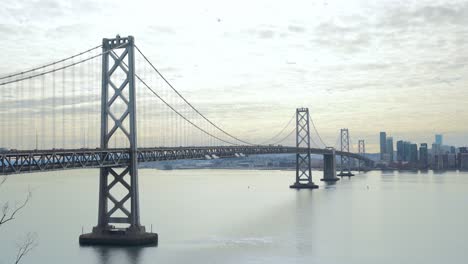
[290,108,318,189]
[80,35,157,246]
[358,139,365,171]
[338,128,354,177]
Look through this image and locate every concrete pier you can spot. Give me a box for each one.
[321,149,340,182]
[337,171,355,177]
[290,182,319,189]
[79,226,158,246]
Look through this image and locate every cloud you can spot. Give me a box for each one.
[288,25,305,33]
[0,24,19,35]
[243,25,277,39]
[311,21,371,53]
[379,2,468,29]
[257,29,275,39]
[148,26,176,34]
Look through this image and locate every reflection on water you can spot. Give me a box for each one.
[294,190,315,257]
[91,246,144,264]
[323,182,338,189]
[1,169,468,264]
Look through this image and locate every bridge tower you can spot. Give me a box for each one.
[80,35,157,245]
[358,139,365,171]
[290,108,318,189]
[338,128,354,177]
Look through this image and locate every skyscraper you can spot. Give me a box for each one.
[386,137,394,162]
[404,141,411,161]
[450,146,456,154]
[432,143,441,155]
[380,132,387,160]
[396,140,404,162]
[410,144,418,163]
[435,134,443,145]
[459,147,468,170]
[419,143,428,169]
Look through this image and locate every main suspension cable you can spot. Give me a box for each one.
[135,45,255,146]
[135,73,240,146]
[259,112,295,145]
[0,45,102,81]
[0,43,125,86]
[309,116,328,147]
[270,127,295,145]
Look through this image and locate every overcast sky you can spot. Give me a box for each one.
[1,0,468,151]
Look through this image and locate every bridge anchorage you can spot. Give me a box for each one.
[79,36,158,246]
[337,128,355,177]
[290,108,319,189]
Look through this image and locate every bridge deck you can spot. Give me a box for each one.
[0,146,373,175]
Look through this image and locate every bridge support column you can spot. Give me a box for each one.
[321,148,339,182]
[337,128,354,177]
[290,108,318,189]
[79,35,157,246]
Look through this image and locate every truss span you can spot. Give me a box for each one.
[0,146,373,175]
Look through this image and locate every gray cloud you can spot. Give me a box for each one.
[148,26,176,34]
[257,29,275,39]
[379,2,468,29]
[244,25,277,39]
[288,25,305,33]
[311,22,371,53]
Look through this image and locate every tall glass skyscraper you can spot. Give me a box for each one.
[435,134,443,145]
[419,143,428,169]
[397,140,404,161]
[386,137,394,162]
[380,132,387,160]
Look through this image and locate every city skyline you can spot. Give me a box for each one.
[1,0,468,151]
[378,131,468,169]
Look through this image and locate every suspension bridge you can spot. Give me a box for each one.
[0,35,373,246]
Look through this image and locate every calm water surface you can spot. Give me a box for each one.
[1,169,468,263]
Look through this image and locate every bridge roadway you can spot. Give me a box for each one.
[0,145,373,175]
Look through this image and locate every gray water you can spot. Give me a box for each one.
[1,169,468,263]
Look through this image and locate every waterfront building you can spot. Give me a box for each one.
[458,147,468,169]
[450,146,456,154]
[404,141,412,161]
[459,153,468,170]
[396,140,404,162]
[380,132,387,160]
[432,154,444,170]
[447,154,457,169]
[419,143,428,169]
[410,144,418,164]
[432,143,441,156]
[386,137,394,163]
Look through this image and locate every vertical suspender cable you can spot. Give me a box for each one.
[71,57,76,149]
[19,73,23,149]
[62,62,66,148]
[41,68,45,148]
[52,63,56,149]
